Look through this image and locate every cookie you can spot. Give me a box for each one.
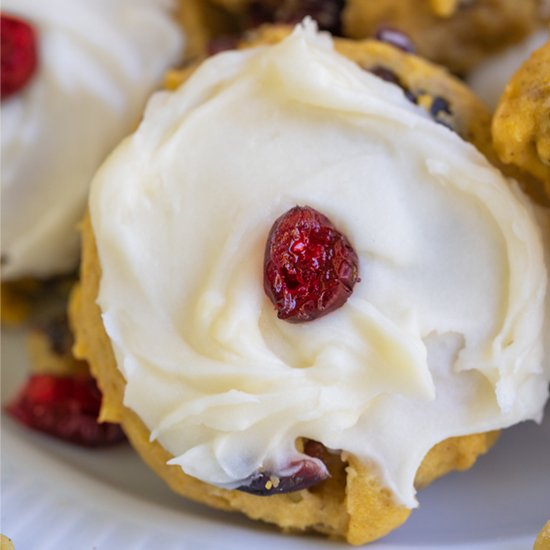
[535,520,550,550]
[70,24,549,545]
[492,40,550,195]
[343,0,544,74]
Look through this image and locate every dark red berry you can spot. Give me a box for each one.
[374,26,415,53]
[303,439,326,460]
[1,14,39,100]
[264,206,359,323]
[237,455,329,496]
[5,374,125,447]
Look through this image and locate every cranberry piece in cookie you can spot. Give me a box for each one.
[5,374,125,447]
[237,454,330,496]
[264,205,359,323]
[1,13,39,100]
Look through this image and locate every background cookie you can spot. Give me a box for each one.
[492,40,550,195]
[343,0,544,74]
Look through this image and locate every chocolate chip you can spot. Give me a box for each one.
[429,96,454,130]
[369,65,401,85]
[374,26,416,53]
[367,65,418,104]
[430,96,452,117]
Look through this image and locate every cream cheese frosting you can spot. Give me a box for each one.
[1,0,184,280]
[90,24,550,508]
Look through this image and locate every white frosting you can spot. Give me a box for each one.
[1,0,184,280]
[91,25,550,508]
[468,29,549,110]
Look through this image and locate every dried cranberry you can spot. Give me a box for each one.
[237,455,329,496]
[264,206,359,323]
[1,13,39,100]
[303,439,326,459]
[5,374,125,447]
[374,26,415,53]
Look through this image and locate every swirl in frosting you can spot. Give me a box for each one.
[90,24,549,507]
[1,0,183,280]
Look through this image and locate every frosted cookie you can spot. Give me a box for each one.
[71,24,550,545]
[492,40,550,194]
[0,0,185,282]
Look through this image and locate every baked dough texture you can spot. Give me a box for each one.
[492,40,550,197]
[70,33,508,544]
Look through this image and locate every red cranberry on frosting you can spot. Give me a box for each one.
[264,205,359,323]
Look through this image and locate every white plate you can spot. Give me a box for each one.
[1,325,549,550]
